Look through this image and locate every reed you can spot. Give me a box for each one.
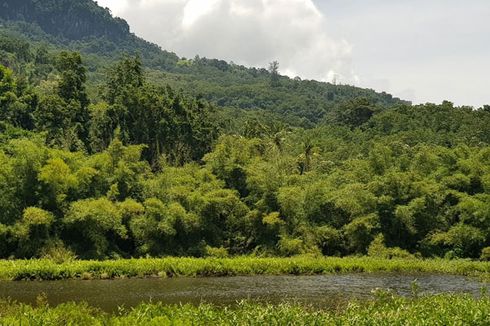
[0,293,489,325]
[0,256,488,281]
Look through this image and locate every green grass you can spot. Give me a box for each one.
[0,256,488,281]
[0,293,489,325]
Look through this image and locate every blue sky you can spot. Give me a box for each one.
[98,0,489,107]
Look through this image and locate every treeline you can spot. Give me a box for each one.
[1,114,490,260]
[0,52,218,163]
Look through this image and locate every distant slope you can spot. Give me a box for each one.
[0,0,409,125]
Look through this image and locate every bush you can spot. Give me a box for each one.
[481,247,490,261]
[204,246,229,258]
[368,234,414,259]
[39,239,77,263]
[277,236,305,256]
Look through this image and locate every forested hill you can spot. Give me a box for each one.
[0,0,408,125]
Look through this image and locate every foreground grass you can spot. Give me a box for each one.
[0,256,488,281]
[0,293,489,325]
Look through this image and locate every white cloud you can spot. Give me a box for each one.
[97,0,490,106]
[316,0,490,107]
[96,0,129,15]
[182,0,221,28]
[97,0,356,84]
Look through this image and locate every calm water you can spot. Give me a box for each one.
[0,274,487,312]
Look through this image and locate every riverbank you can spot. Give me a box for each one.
[0,256,488,281]
[0,293,489,325]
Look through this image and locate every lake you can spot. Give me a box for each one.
[0,273,487,312]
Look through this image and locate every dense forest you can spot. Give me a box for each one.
[0,0,489,261]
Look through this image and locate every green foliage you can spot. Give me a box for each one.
[277,236,306,256]
[1,294,489,325]
[368,234,414,259]
[268,60,280,87]
[328,98,376,128]
[0,257,488,281]
[39,239,77,263]
[0,64,15,95]
[105,56,144,104]
[56,51,88,106]
[33,51,90,149]
[344,214,380,254]
[0,64,36,129]
[0,1,488,259]
[11,207,54,257]
[429,224,486,259]
[64,197,127,258]
[481,247,490,261]
[96,57,219,164]
[0,109,489,258]
[204,245,229,258]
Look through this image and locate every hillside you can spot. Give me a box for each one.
[0,0,129,40]
[0,0,489,261]
[0,0,408,126]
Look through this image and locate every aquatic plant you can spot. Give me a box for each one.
[0,293,489,325]
[0,256,488,281]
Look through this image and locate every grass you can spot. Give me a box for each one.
[0,256,488,281]
[0,292,489,325]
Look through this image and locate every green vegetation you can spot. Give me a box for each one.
[0,293,489,325]
[0,257,488,281]
[0,0,489,261]
[0,2,489,323]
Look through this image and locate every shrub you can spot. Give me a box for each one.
[481,247,490,261]
[368,234,414,259]
[204,246,229,258]
[277,236,305,256]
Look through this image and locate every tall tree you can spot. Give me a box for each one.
[34,52,90,150]
[269,61,280,87]
[105,56,144,105]
[56,52,88,108]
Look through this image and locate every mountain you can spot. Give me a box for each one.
[0,0,408,126]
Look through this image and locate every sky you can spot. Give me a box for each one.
[96,0,490,107]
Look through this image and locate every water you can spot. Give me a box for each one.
[0,273,487,312]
